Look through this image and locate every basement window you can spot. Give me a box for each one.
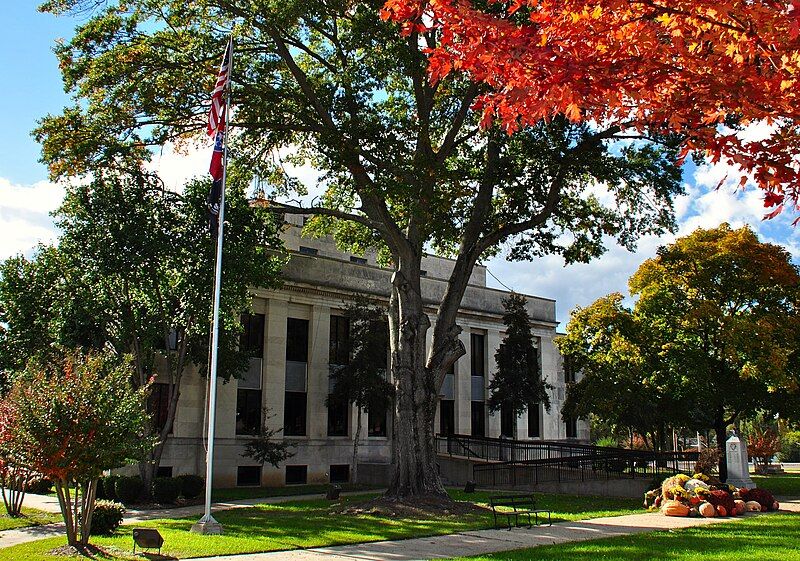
[285,465,308,485]
[237,465,261,487]
[298,246,318,256]
[329,464,350,484]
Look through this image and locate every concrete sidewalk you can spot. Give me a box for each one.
[3,495,797,560]
[188,500,800,561]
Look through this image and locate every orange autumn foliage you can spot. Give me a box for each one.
[382,0,800,217]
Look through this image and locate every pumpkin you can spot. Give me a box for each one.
[654,495,662,508]
[745,501,762,512]
[698,502,715,517]
[773,501,780,511]
[663,500,690,517]
[734,500,746,515]
[716,505,727,517]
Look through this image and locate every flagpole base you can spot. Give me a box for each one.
[190,514,223,535]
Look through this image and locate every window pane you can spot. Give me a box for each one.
[368,407,387,437]
[470,402,485,437]
[329,315,350,366]
[327,396,349,437]
[236,389,262,435]
[470,334,485,377]
[284,391,307,436]
[500,402,514,437]
[241,313,265,358]
[371,321,389,369]
[528,402,541,438]
[566,415,578,438]
[286,318,309,362]
[439,400,455,435]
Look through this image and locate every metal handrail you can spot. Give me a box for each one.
[434,433,699,487]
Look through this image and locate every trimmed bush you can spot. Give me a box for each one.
[177,474,204,499]
[102,475,122,501]
[90,500,125,535]
[151,477,181,504]
[114,476,144,505]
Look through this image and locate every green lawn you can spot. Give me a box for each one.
[446,512,800,561]
[0,503,62,532]
[751,472,800,497]
[0,490,640,560]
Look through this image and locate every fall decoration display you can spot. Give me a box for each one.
[663,500,691,517]
[698,502,716,518]
[741,488,779,512]
[746,501,763,512]
[706,490,737,517]
[645,474,778,518]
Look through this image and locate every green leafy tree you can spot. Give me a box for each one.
[0,171,282,491]
[558,294,684,451]
[2,351,154,547]
[241,409,295,468]
[487,293,550,437]
[327,297,395,483]
[559,224,800,479]
[37,0,683,498]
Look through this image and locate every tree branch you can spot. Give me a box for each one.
[436,84,480,164]
[256,201,385,234]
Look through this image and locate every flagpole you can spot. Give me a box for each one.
[192,34,233,536]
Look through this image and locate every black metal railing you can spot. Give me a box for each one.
[472,451,699,487]
[434,434,699,488]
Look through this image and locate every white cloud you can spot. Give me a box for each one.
[147,141,209,192]
[485,158,799,328]
[0,177,65,260]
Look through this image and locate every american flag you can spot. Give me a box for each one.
[207,41,231,138]
[207,39,232,235]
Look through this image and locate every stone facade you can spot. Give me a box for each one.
[153,215,589,488]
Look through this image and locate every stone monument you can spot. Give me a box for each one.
[725,433,754,488]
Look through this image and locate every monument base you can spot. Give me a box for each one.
[190,520,224,535]
[725,475,755,489]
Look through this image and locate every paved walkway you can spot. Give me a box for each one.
[187,500,800,561]
[3,494,798,560]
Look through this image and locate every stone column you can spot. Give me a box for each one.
[307,305,331,439]
[486,329,501,438]
[263,298,288,433]
[538,333,560,440]
[455,329,472,434]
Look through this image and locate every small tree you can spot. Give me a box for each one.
[0,401,31,517]
[327,297,395,483]
[747,428,782,472]
[3,352,153,548]
[242,409,295,469]
[488,294,551,437]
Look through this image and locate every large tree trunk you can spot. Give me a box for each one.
[715,418,728,482]
[386,268,447,499]
[352,406,362,485]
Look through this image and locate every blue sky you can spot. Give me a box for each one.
[1,4,798,328]
[2,5,75,185]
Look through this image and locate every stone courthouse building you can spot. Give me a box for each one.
[153,214,588,487]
